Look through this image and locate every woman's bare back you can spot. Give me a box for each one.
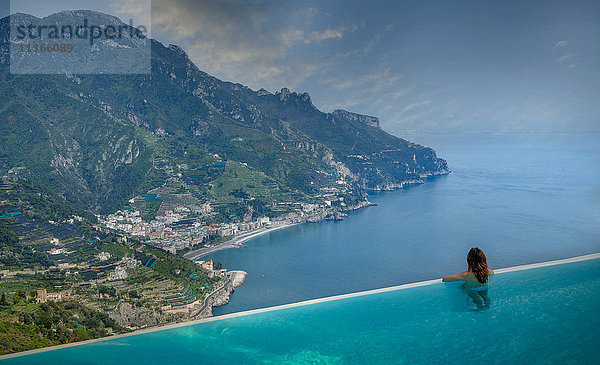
[464,268,495,283]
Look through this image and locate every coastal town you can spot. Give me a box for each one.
[97,197,360,256]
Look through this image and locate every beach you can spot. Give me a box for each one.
[183,222,299,261]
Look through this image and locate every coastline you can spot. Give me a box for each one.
[3,252,598,360]
[183,222,300,261]
[183,198,377,261]
[178,201,375,322]
[192,270,248,318]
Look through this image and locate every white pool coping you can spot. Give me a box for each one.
[2,252,599,360]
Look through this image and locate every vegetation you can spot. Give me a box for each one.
[0,232,220,355]
[0,179,95,223]
[0,178,104,270]
[0,224,52,268]
[138,244,219,298]
[101,241,133,258]
[0,297,127,355]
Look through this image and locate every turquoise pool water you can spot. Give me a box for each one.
[4,257,599,364]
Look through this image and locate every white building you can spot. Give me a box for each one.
[48,248,67,255]
[257,217,270,225]
[97,252,111,261]
[108,266,127,281]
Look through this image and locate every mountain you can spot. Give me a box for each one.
[0,11,449,214]
[7,10,150,74]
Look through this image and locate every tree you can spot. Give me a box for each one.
[128,290,140,299]
[98,285,116,297]
[0,225,18,246]
[229,188,249,200]
[17,290,26,300]
[247,199,267,218]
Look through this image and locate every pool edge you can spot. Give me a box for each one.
[2,252,599,360]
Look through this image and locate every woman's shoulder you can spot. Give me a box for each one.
[464,269,494,282]
[463,271,478,282]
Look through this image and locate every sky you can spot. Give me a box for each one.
[6,0,600,142]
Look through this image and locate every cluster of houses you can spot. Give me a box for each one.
[107,266,127,281]
[107,257,139,281]
[96,185,353,255]
[101,210,144,233]
[98,205,277,254]
[36,289,69,303]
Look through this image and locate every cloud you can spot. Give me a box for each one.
[148,0,351,91]
[340,23,392,58]
[556,53,576,63]
[325,68,401,91]
[389,87,411,99]
[109,0,152,33]
[139,1,598,137]
[554,40,568,48]
[110,0,151,18]
[400,100,431,115]
[306,26,354,43]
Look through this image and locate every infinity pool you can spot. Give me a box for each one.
[3,255,599,364]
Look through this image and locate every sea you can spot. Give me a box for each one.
[4,133,600,364]
[210,133,600,315]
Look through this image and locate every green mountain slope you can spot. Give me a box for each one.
[0,11,449,213]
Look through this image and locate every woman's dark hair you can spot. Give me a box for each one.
[467,247,489,283]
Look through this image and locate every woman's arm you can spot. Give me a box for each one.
[442,271,469,282]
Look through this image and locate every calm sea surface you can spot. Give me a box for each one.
[211,134,600,315]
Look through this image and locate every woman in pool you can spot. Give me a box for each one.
[442,247,495,309]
